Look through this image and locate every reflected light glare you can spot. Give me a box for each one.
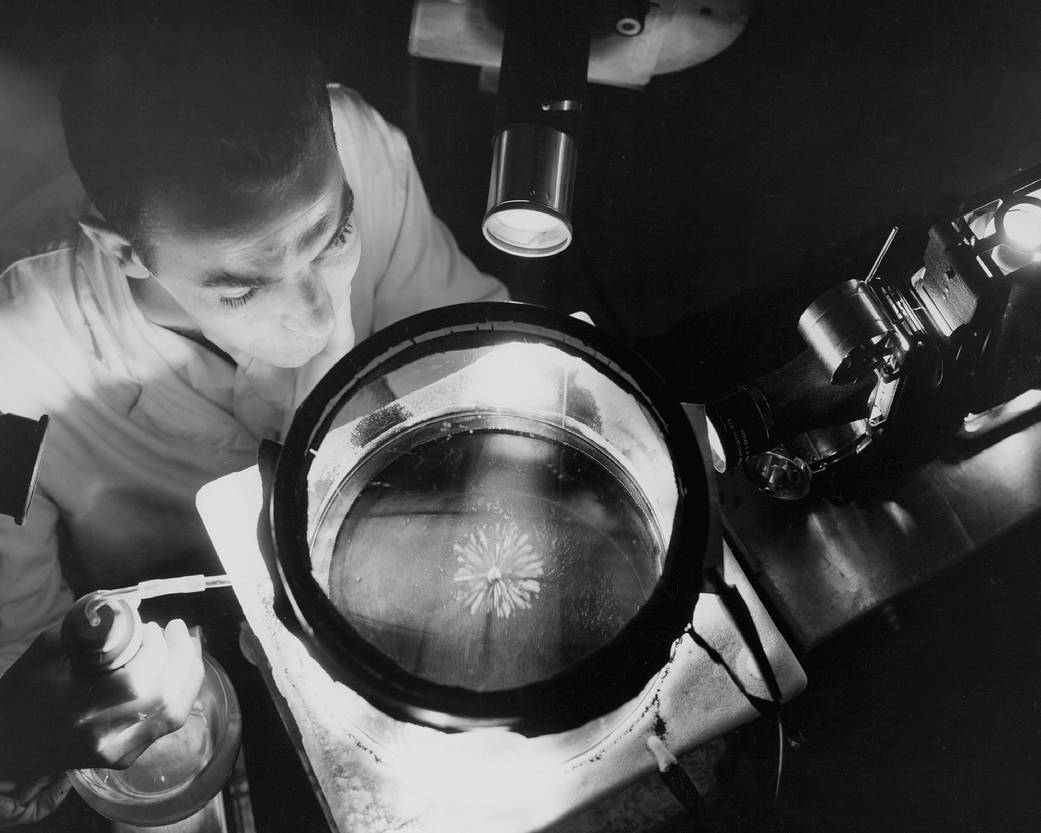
[705,417,728,473]
[1000,201,1041,252]
[483,208,571,257]
[393,728,571,829]
[465,342,563,412]
[1006,388,1041,415]
[982,430,1041,506]
[879,500,917,538]
[962,389,1041,435]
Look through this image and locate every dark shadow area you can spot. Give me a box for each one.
[775,509,1041,832]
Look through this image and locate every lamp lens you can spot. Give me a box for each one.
[1000,201,1041,252]
[483,208,571,257]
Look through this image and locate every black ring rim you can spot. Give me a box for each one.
[271,302,708,736]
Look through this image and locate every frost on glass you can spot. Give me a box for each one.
[305,340,679,692]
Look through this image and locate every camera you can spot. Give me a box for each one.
[708,163,1041,495]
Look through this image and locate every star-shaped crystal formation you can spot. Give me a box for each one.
[453,523,544,618]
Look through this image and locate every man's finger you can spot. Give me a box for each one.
[159,619,205,722]
[105,716,174,769]
[102,620,204,768]
[124,621,169,698]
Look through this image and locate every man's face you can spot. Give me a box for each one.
[143,128,360,368]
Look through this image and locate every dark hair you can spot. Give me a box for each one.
[60,0,333,262]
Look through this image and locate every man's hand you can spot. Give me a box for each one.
[0,618,204,793]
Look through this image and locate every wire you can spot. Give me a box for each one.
[702,567,784,706]
[775,714,786,802]
[84,574,232,623]
[687,625,787,803]
[646,735,707,818]
[690,565,788,802]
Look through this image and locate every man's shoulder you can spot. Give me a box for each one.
[327,84,408,172]
[326,83,368,118]
[0,243,78,321]
[326,84,387,133]
[0,244,87,414]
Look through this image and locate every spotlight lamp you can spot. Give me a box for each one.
[482,1,591,258]
[409,0,753,259]
[995,195,1041,253]
[484,124,577,257]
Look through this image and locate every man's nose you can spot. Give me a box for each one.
[282,275,335,338]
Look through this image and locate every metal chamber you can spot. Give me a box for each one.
[265,303,710,735]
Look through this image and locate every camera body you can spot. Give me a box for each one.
[798,165,1041,473]
[711,164,1041,494]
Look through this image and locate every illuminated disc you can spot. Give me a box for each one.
[999,199,1041,252]
[483,207,572,257]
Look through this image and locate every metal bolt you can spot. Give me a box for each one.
[615,17,644,36]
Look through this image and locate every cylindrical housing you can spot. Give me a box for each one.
[704,386,775,472]
[0,412,48,525]
[798,280,896,384]
[483,124,576,257]
[484,0,591,257]
[494,0,591,133]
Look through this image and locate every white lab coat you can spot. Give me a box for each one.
[0,86,506,673]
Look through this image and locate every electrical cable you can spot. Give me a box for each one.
[703,566,784,706]
[689,565,788,802]
[775,713,786,801]
[646,735,707,820]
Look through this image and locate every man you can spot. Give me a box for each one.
[0,1,505,822]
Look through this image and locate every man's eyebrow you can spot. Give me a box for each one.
[201,272,278,289]
[202,184,355,289]
[300,182,355,254]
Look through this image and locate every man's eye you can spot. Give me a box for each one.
[218,287,260,309]
[328,218,354,250]
[313,217,355,263]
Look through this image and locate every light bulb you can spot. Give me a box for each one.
[997,197,1041,252]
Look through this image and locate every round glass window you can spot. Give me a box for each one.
[269,303,707,734]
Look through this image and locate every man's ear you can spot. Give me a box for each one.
[78,216,152,279]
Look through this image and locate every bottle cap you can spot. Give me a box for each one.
[61,594,144,671]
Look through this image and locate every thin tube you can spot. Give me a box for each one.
[85,574,231,624]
